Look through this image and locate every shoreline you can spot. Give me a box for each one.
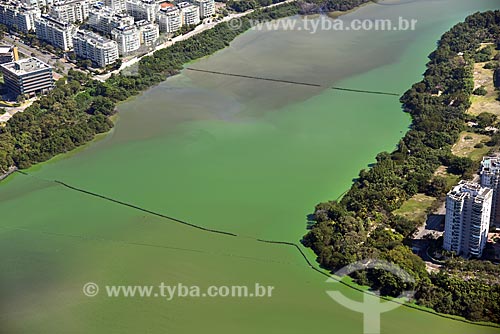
[0,0,374,179]
[0,166,18,182]
[1,2,500,329]
[304,9,500,325]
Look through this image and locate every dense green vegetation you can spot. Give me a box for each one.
[0,3,299,173]
[473,86,488,95]
[0,71,113,170]
[226,0,369,14]
[226,0,289,13]
[303,10,500,324]
[310,0,370,12]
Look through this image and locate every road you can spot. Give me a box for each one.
[2,35,74,74]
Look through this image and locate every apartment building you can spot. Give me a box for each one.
[480,156,500,228]
[135,20,159,46]
[0,2,41,33]
[49,0,93,23]
[444,180,492,258]
[73,29,119,67]
[178,2,199,26]
[157,7,181,33]
[193,0,214,18]
[104,0,127,12]
[111,24,140,55]
[35,15,75,51]
[126,0,158,23]
[0,57,53,97]
[20,0,54,8]
[88,5,135,34]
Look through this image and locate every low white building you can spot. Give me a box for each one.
[0,57,54,97]
[157,7,181,33]
[73,29,119,67]
[111,24,140,55]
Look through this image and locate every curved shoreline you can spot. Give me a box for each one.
[13,169,500,329]
[304,9,500,325]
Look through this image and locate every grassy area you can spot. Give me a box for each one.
[393,193,436,223]
[468,60,500,116]
[434,165,461,188]
[451,131,490,161]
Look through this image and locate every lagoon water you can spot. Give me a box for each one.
[1,1,500,333]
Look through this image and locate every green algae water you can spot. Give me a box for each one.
[2,1,500,333]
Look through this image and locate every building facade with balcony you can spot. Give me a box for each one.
[178,2,199,26]
[480,156,500,228]
[73,29,119,67]
[193,0,214,18]
[49,0,93,24]
[104,0,127,12]
[135,20,159,46]
[157,7,181,33]
[34,15,75,51]
[111,24,140,55]
[444,180,492,257]
[88,5,134,34]
[0,2,41,33]
[126,0,158,23]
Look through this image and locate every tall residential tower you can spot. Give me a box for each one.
[480,156,500,228]
[444,181,492,258]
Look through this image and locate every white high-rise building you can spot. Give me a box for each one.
[34,15,75,51]
[177,2,199,26]
[444,180,492,258]
[49,0,93,23]
[73,29,119,67]
[193,0,214,18]
[0,2,41,33]
[157,7,181,33]
[480,156,500,228]
[111,24,140,55]
[135,20,159,46]
[125,0,158,23]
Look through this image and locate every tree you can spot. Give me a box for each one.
[88,96,115,116]
[426,177,448,197]
[473,86,487,96]
[477,112,497,128]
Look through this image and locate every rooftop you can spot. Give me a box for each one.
[481,156,500,172]
[75,29,117,48]
[0,45,13,54]
[1,57,51,76]
[448,180,492,201]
